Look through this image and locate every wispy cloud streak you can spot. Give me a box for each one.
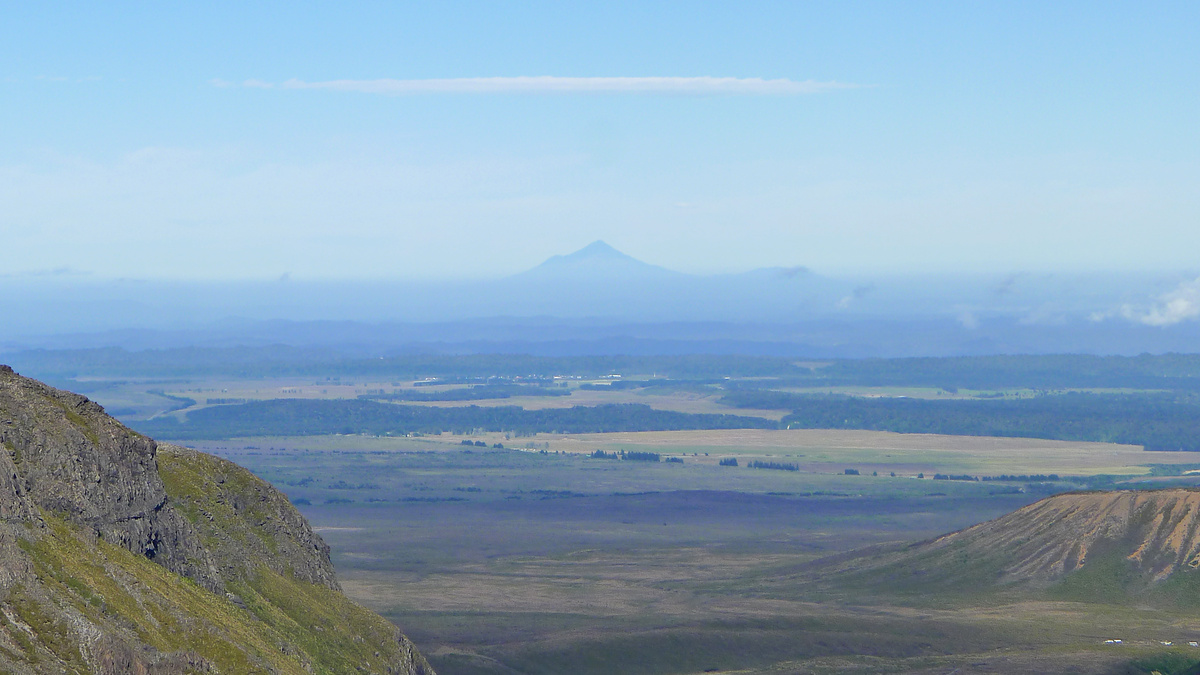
[255,76,856,95]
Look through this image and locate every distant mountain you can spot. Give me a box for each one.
[515,241,814,283]
[1,240,1195,354]
[514,240,680,280]
[492,240,842,319]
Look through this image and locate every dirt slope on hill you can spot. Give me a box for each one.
[818,488,1200,602]
[929,489,1200,584]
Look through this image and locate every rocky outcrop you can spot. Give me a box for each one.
[0,365,219,590]
[156,443,340,590]
[0,365,434,674]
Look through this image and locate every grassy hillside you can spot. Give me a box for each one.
[16,516,379,673]
[1,457,433,674]
[0,365,433,674]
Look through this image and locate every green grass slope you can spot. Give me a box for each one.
[0,365,434,674]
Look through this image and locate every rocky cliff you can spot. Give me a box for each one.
[0,365,434,674]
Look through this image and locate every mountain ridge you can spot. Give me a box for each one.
[0,364,433,674]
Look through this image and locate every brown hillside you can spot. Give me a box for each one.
[815,488,1200,601]
[929,489,1200,585]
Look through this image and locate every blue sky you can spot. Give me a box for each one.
[2,2,1197,279]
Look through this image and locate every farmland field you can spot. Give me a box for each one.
[63,376,788,422]
[192,427,1200,477]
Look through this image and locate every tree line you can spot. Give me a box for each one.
[767,392,1200,451]
[135,400,777,440]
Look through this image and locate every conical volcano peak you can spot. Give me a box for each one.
[563,240,632,261]
[516,241,680,280]
[544,240,646,266]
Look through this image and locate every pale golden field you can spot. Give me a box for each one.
[217,427,1200,478]
[538,428,1176,476]
[391,428,1186,477]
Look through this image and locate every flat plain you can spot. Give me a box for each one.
[86,376,1106,425]
[76,376,787,420]
[23,353,1200,672]
[182,429,1200,674]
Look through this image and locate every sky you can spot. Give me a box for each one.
[2,2,1198,280]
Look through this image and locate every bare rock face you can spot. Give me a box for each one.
[0,365,434,674]
[0,365,220,590]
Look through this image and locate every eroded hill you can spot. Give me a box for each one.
[817,487,1200,605]
[0,365,433,674]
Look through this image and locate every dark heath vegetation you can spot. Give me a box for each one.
[10,349,1200,673]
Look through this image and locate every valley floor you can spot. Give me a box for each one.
[192,433,1200,674]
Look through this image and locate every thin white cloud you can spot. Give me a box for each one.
[263,76,856,95]
[242,79,274,89]
[1092,277,1200,326]
[1121,277,1200,327]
